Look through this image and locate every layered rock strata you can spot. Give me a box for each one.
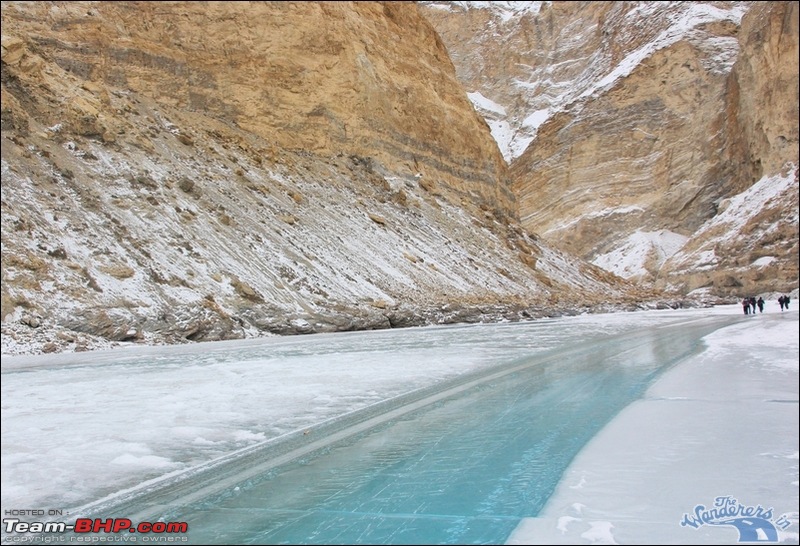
[1,1,638,354]
[421,1,798,296]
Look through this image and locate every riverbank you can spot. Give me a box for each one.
[1,295,735,357]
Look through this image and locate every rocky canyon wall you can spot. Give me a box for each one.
[657,1,799,294]
[421,1,798,297]
[1,1,637,354]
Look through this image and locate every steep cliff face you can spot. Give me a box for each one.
[1,1,513,216]
[656,2,799,294]
[421,1,798,296]
[1,1,635,354]
[728,2,799,182]
[510,21,744,265]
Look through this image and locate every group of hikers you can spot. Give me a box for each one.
[742,295,791,314]
[742,297,763,315]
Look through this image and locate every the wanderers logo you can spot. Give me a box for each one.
[681,495,792,542]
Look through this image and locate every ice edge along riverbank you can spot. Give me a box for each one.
[507,309,799,545]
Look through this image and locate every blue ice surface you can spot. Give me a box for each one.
[152,315,733,545]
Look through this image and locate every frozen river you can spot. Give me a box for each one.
[2,306,797,544]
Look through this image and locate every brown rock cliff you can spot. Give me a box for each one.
[1,1,513,216]
[1,1,638,354]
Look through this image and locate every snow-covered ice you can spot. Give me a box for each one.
[1,304,797,544]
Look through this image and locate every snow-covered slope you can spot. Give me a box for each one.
[0,90,634,355]
[657,166,799,294]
